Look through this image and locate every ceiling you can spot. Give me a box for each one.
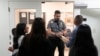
[8,0,73,2]
[81,9,100,18]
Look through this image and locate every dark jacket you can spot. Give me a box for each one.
[17,35,53,56]
[69,24,98,56]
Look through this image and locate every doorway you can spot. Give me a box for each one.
[42,2,74,31]
[15,9,36,33]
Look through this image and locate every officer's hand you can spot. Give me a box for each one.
[56,32,63,38]
[58,32,63,36]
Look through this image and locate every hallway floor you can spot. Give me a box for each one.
[54,46,70,56]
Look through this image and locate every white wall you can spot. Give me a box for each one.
[81,9,100,56]
[75,0,100,8]
[9,0,73,2]
[74,9,80,17]
[0,1,10,56]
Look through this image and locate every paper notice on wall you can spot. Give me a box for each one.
[21,13,26,18]
[30,14,34,20]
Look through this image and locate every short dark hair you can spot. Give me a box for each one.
[75,15,83,20]
[54,10,61,14]
[75,15,83,23]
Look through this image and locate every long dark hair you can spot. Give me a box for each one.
[74,24,94,46]
[13,23,26,49]
[29,17,46,41]
[16,23,26,36]
[12,28,16,36]
[70,24,98,56]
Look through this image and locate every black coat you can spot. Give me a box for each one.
[69,24,98,56]
[17,35,53,56]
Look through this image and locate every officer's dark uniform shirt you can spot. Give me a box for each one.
[47,19,66,33]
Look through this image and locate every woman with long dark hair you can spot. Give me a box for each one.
[18,17,53,56]
[69,24,98,56]
[12,23,28,56]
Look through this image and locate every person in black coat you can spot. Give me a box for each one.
[17,17,53,56]
[69,24,98,56]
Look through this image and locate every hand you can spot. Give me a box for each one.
[58,32,63,36]
[8,47,14,52]
[61,36,69,43]
[56,32,63,38]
